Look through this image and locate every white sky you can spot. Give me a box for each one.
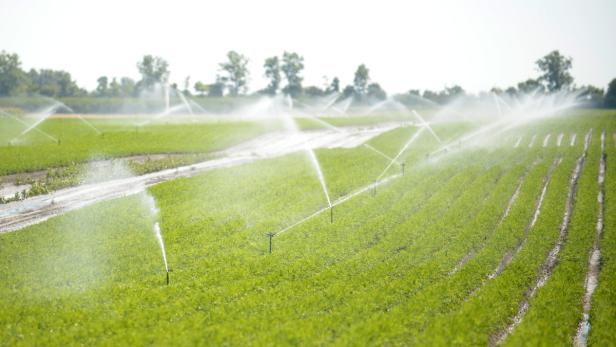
[1,0,615,94]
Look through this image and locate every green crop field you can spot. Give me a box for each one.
[0,107,615,346]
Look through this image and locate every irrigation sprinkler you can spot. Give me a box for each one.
[267,232,274,253]
[166,270,170,285]
[401,162,406,176]
[373,180,378,196]
[330,206,334,223]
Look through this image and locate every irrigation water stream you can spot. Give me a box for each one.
[0,123,403,233]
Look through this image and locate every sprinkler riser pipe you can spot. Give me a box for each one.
[268,233,274,253]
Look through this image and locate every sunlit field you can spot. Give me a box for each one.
[2,1,616,344]
[1,93,616,345]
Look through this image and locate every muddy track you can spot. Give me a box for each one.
[0,124,400,233]
[488,157,562,279]
[491,129,591,346]
[574,130,606,347]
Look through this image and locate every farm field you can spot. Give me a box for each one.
[0,107,615,346]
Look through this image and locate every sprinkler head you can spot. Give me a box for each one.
[267,232,274,253]
[166,270,170,285]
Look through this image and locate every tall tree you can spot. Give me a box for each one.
[136,55,169,91]
[208,76,225,97]
[517,78,544,94]
[353,64,370,96]
[605,78,616,108]
[194,81,208,96]
[263,56,281,95]
[281,51,304,97]
[96,76,109,96]
[109,78,121,97]
[327,77,340,94]
[367,82,386,100]
[28,69,83,97]
[120,77,136,97]
[183,76,191,95]
[0,51,28,96]
[536,50,573,92]
[219,51,249,96]
[578,85,604,107]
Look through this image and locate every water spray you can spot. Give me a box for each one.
[412,110,442,144]
[153,221,170,285]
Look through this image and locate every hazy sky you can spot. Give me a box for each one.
[1,0,615,94]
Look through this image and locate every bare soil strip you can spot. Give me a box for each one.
[488,157,561,279]
[0,124,398,233]
[574,130,606,347]
[492,129,591,346]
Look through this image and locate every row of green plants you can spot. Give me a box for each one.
[0,115,614,345]
[505,129,601,345]
[413,146,581,344]
[587,123,616,345]
[0,117,269,175]
[332,150,548,344]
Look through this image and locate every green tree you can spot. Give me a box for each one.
[28,69,83,97]
[353,64,370,96]
[367,82,387,100]
[219,51,249,96]
[342,85,355,99]
[96,76,109,96]
[490,87,504,95]
[120,77,136,97]
[604,78,616,107]
[536,50,573,92]
[208,77,225,97]
[422,90,439,103]
[281,51,304,97]
[263,56,281,95]
[517,79,544,94]
[578,85,604,107]
[304,86,324,97]
[109,78,121,97]
[327,77,340,94]
[505,86,517,97]
[194,81,208,96]
[0,51,28,96]
[183,76,191,96]
[136,55,169,91]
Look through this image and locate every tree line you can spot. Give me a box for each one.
[1,49,615,107]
